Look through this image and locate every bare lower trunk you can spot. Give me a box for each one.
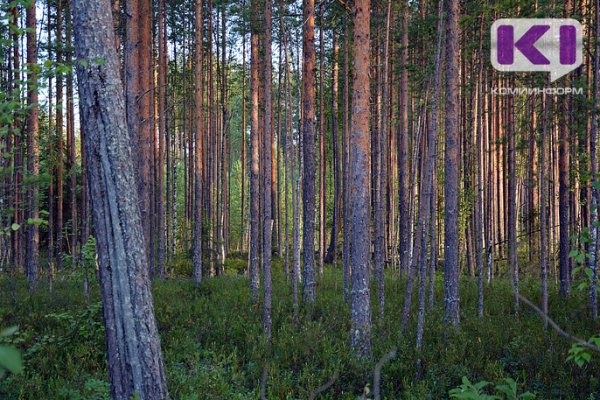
[72,1,168,397]
[342,24,351,303]
[350,0,372,359]
[25,0,39,291]
[588,0,599,319]
[193,0,204,283]
[302,0,317,304]
[263,0,273,340]
[249,0,261,303]
[444,0,461,326]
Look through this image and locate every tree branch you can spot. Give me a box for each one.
[518,294,600,353]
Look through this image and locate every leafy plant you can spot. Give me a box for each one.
[567,336,600,367]
[449,377,535,400]
[0,327,23,379]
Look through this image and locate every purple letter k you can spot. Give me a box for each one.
[498,24,550,65]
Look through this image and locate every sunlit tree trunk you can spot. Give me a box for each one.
[350,0,372,359]
[249,0,261,303]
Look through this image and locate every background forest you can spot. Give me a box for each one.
[0,0,599,398]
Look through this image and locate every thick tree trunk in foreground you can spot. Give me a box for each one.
[72,1,168,398]
[444,0,460,326]
[302,0,317,304]
[350,0,372,359]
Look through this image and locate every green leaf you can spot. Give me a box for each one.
[569,250,579,258]
[0,346,23,374]
[11,223,20,231]
[0,327,18,337]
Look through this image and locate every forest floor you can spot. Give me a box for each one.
[0,256,598,399]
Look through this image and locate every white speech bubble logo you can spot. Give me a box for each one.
[491,18,582,82]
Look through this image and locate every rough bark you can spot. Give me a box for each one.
[588,0,599,319]
[444,0,461,326]
[249,0,261,303]
[350,0,372,359]
[326,32,340,265]
[72,1,168,397]
[193,0,204,283]
[263,0,273,340]
[342,24,351,303]
[25,0,39,291]
[397,0,410,274]
[302,0,317,303]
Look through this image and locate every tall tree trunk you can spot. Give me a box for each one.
[72,1,169,397]
[326,32,340,265]
[47,0,55,290]
[157,0,167,278]
[249,0,261,303]
[374,0,391,322]
[444,0,461,326]
[318,7,326,277]
[508,79,519,313]
[588,0,599,319]
[193,0,203,283]
[350,0,372,359]
[398,0,410,274]
[66,0,77,268]
[302,0,317,304]
[342,24,351,302]
[540,92,549,326]
[241,23,247,253]
[56,0,64,271]
[139,0,154,274]
[416,0,444,354]
[25,0,39,291]
[263,0,273,340]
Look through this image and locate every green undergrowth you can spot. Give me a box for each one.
[0,256,598,399]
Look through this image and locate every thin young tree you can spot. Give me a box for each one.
[72,1,169,397]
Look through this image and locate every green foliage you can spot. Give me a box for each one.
[0,327,23,379]
[0,259,598,398]
[449,377,536,400]
[566,336,600,368]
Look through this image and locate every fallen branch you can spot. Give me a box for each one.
[308,370,339,400]
[373,347,397,400]
[518,294,600,353]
